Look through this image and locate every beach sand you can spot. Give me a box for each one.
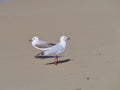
[0,0,120,90]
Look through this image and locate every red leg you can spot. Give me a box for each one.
[36,52,44,56]
[54,56,58,65]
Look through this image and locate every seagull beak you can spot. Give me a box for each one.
[29,40,32,41]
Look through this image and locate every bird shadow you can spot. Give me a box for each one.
[45,59,71,65]
[34,55,71,65]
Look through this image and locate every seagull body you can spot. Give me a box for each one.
[36,36,70,65]
[43,36,67,56]
[29,36,55,51]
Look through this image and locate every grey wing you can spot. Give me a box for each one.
[44,44,64,55]
[35,43,55,48]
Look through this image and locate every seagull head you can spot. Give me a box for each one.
[60,36,70,42]
[29,36,39,42]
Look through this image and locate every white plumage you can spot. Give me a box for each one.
[43,36,69,56]
[29,36,55,51]
[41,35,70,65]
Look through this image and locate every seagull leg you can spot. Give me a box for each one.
[36,52,44,56]
[54,55,58,65]
[41,52,44,56]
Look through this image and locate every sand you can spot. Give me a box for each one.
[0,0,120,90]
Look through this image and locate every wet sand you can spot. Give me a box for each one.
[0,0,120,90]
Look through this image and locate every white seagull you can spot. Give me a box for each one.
[29,36,55,55]
[36,35,70,65]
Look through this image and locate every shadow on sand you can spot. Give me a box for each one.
[45,59,71,65]
[35,55,71,65]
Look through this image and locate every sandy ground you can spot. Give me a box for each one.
[0,0,120,90]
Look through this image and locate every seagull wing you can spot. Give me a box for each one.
[35,43,55,48]
[43,44,65,56]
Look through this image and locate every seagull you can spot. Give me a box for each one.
[36,36,70,65]
[29,36,55,55]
